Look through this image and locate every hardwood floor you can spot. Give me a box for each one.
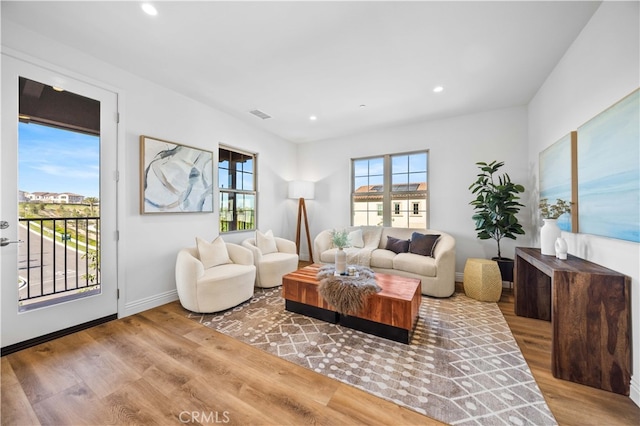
[2,285,639,425]
[498,288,640,426]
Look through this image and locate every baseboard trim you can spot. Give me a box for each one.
[1,314,117,356]
[123,289,178,317]
[630,375,640,408]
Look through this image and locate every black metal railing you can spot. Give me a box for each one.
[18,217,100,309]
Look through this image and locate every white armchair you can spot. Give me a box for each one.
[242,231,299,288]
[175,239,256,313]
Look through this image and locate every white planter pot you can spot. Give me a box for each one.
[335,247,347,274]
[540,218,561,256]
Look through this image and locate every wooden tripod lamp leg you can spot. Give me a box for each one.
[295,198,303,255]
[295,197,313,261]
[301,198,313,261]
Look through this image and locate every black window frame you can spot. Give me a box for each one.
[218,145,257,233]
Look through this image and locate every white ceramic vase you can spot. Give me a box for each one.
[335,247,347,275]
[555,237,568,260]
[540,218,561,256]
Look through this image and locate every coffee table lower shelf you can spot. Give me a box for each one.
[285,299,415,344]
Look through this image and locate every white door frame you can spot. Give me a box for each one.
[1,52,122,351]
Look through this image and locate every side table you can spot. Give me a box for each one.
[463,258,502,302]
[514,247,631,395]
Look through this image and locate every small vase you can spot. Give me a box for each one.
[335,247,347,275]
[540,218,561,256]
[555,237,568,260]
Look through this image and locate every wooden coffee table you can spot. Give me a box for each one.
[282,264,421,343]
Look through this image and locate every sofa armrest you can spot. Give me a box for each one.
[432,234,456,284]
[227,243,254,266]
[275,237,297,254]
[313,230,333,263]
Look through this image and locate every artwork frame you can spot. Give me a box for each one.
[576,89,639,243]
[140,135,214,214]
[539,131,578,232]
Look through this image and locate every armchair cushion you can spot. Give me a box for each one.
[256,229,278,255]
[196,236,231,269]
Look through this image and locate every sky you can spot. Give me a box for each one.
[19,122,100,198]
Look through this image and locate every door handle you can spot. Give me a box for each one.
[0,238,23,247]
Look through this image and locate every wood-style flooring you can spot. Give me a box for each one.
[2,283,639,425]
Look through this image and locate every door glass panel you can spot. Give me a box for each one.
[18,77,101,311]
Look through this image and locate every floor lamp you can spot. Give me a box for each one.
[288,180,314,261]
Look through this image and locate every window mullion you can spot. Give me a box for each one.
[382,154,392,227]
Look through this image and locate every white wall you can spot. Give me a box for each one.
[298,106,532,273]
[1,21,298,316]
[528,2,640,405]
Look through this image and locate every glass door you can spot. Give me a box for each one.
[1,55,119,352]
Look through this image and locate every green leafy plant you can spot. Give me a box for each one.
[82,250,100,284]
[331,229,350,249]
[469,161,525,258]
[539,198,571,219]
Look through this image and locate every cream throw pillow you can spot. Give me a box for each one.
[257,229,278,254]
[196,236,231,269]
[348,228,364,248]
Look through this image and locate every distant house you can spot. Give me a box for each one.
[353,182,427,228]
[23,191,84,204]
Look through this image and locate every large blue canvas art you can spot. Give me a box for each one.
[577,89,639,243]
[539,132,576,232]
[140,136,214,213]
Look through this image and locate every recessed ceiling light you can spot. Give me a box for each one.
[141,3,158,16]
[433,86,444,93]
[52,86,64,92]
[309,115,317,121]
[360,104,367,108]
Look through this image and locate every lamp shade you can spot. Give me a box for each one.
[288,180,315,200]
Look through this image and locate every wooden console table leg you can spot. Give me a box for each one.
[514,254,551,321]
[552,271,631,395]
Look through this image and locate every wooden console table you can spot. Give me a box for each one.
[514,247,630,395]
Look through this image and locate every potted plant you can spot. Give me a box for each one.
[539,198,571,219]
[331,229,350,249]
[538,198,571,256]
[469,161,525,281]
[331,229,350,274]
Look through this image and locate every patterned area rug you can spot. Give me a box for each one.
[187,287,556,425]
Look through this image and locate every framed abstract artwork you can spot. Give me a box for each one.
[140,135,214,214]
[577,89,639,243]
[539,131,578,232]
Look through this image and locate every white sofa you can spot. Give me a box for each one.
[314,226,456,297]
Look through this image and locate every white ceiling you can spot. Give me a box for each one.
[2,1,601,143]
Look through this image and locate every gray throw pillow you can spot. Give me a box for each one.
[385,236,410,254]
[409,232,440,257]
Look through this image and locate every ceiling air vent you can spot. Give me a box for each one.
[249,109,272,120]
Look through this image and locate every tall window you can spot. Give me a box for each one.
[352,151,428,228]
[219,146,256,232]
